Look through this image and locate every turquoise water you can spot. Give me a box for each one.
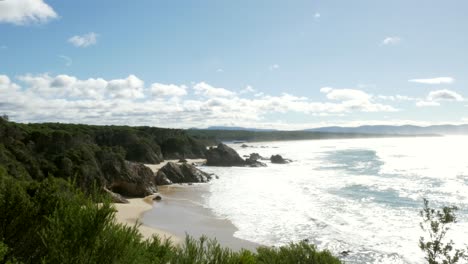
[199,136,468,264]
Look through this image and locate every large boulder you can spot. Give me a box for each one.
[109,161,158,197]
[206,143,246,166]
[270,154,289,164]
[155,162,213,185]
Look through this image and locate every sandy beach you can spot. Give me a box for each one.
[143,184,260,251]
[113,194,183,244]
[114,159,259,251]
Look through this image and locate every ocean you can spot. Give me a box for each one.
[197,136,468,263]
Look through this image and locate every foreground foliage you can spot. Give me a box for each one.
[0,168,342,264]
[419,199,467,264]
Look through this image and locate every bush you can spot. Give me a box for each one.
[419,198,466,264]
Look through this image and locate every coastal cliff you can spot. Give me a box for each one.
[0,119,207,197]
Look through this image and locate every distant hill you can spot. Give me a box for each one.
[195,124,468,135]
[305,124,468,135]
[205,126,277,132]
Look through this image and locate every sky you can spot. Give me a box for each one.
[1,0,467,129]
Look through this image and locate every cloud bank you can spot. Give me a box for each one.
[0,73,401,128]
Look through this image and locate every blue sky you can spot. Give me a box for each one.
[0,0,467,129]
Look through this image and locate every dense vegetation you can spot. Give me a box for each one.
[187,129,426,145]
[0,168,342,264]
[0,119,206,193]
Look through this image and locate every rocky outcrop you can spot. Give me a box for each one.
[270,154,289,164]
[109,161,158,197]
[245,153,267,167]
[206,143,246,166]
[103,187,129,203]
[155,162,213,185]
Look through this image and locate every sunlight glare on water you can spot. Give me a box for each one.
[200,136,468,264]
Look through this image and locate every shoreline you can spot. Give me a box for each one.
[113,194,183,244]
[143,184,261,251]
[114,158,259,251]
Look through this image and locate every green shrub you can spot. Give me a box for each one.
[419,199,466,264]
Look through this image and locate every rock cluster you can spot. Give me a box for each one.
[155,162,213,185]
[109,161,158,197]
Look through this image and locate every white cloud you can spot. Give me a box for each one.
[240,85,255,94]
[107,75,145,99]
[150,83,187,97]
[1,74,399,128]
[269,64,280,71]
[18,73,107,99]
[408,77,455,85]
[381,36,401,45]
[377,95,417,101]
[58,55,72,67]
[68,32,98,47]
[0,0,57,25]
[314,12,321,19]
[216,68,224,73]
[0,75,20,92]
[17,74,147,99]
[415,89,464,107]
[427,89,463,102]
[193,82,235,97]
[321,87,371,101]
[319,87,397,112]
[416,101,440,107]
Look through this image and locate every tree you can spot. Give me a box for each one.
[419,198,466,264]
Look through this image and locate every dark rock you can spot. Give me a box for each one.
[103,187,129,203]
[240,144,249,148]
[109,161,157,197]
[178,158,188,163]
[245,158,267,167]
[340,250,351,257]
[270,154,289,164]
[206,143,246,166]
[153,195,162,201]
[155,162,213,185]
[245,153,267,167]
[248,153,262,161]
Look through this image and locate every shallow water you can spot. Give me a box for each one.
[198,136,468,264]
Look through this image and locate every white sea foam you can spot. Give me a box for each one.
[200,136,468,264]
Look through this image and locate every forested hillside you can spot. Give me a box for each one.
[0,118,206,195]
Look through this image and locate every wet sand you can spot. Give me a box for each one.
[142,184,260,251]
[114,194,183,244]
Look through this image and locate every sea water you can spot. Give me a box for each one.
[199,136,468,264]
